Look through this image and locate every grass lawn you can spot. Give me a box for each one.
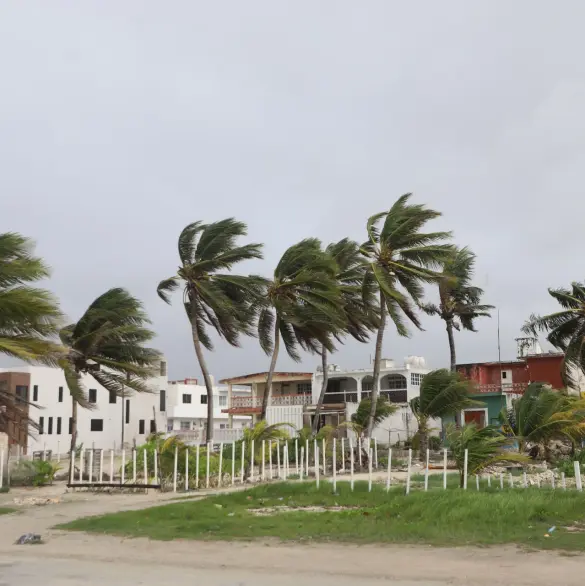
[60,481,585,550]
[0,507,15,516]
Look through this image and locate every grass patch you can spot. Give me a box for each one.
[59,481,585,550]
[0,507,15,516]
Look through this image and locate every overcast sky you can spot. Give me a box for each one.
[1,1,583,381]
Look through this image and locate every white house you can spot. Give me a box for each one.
[0,362,168,456]
[165,377,250,443]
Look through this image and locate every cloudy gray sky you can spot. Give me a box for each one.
[2,1,583,380]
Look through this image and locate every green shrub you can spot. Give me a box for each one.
[10,460,60,487]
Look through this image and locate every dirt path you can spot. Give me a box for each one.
[2,484,585,585]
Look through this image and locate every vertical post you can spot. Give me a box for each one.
[110,449,114,483]
[443,448,447,490]
[406,448,412,495]
[499,473,504,490]
[476,474,480,491]
[0,450,3,489]
[341,437,345,472]
[424,448,429,491]
[523,470,527,488]
[69,450,75,485]
[487,474,491,488]
[300,447,304,481]
[551,473,555,490]
[195,444,200,489]
[240,440,245,484]
[322,438,326,476]
[463,449,468,489]
[574,461,582,491]
[206,442,211,489]
[350,441,355,491]
[358,437,363,469]
[143,449,148,487]
[173,446,178,492]
[276,440,280,479]
[99,449,104,483]
[305,439,309,476]
[368,448,373,492]
[284,443,289,480]
[509,472,513,488]
[374,438,378,469]
[153,450,158,486]
[562,471,566,490]
[218,442,224,488]
[315,446,320,489]
[185,447,189,491]
[79,449,84,482]
[536,475,541,489]
[121,449,126,485]
[231,441,236,486]
[295,439,299,475]
[89,449,94,484]
[261,440,265,481]
[268,440,273,479]
[332,438,337,493]
[386,447,392,492]
[132,448,137,483]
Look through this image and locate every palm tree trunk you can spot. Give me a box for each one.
[419,429,428,462]
[446,319,457,372]
[366,290,387,438]
[69,398,77,481]
[260,318,281,421]
[190,316,215,443]
[311,346,328,434]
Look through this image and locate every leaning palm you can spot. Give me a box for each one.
[60,288,160,464]
[410,369,480,460]
[157,219,263,442]
[523,281,585,387]
[347,396,397,437]
[361,194,453,436]
[312,238,379,433]
[446,423,529,487]
[257,238,343,420]
[421,246,493,371]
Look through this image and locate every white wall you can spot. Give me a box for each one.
[0,365,168,455]
[266,405,304,436]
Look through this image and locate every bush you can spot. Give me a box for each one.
[10,460,60,487]
[554,449,585,478]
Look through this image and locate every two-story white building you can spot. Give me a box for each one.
[165,377,250,443]
[0,361,168,456]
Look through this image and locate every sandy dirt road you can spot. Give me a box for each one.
[1,484,585,585]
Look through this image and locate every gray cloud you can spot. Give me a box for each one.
[1,0,583,379]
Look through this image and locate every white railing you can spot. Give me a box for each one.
[231,394,312,409]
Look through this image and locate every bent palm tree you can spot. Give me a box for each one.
[421,246,493,371]
[60,288,160,465]
[362,194,453,437]
[158,219,263,441]
[258,238,343,421]
[523,281,585,387]
[410,369,480,459]
[312,239,379,433]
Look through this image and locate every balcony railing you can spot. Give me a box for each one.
[475,383,528,394]
[324,389,408,404]
[231,394,312,409]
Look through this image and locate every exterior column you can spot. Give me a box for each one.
[227,383,233,428]
[356,377,362,402]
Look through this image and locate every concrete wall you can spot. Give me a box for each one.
[266,405,303,436]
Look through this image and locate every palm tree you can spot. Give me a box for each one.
[0,233,61,448]
[257,238,343,421]
[361,194,453,437]
[523,281,585,387]
[446,423,529,488]
[499,383,585,458]
[348,396,397,436]
[311,238,379,433]
[421,246,493,371]
[60,288,160,463]
[157,219,263,442]
[410,369,480,459]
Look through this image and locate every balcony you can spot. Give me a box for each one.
[475,383,528,394]
[230,394,312,410]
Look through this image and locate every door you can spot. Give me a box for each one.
[464,410,486,428]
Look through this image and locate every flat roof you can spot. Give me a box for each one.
[219,371,312,385]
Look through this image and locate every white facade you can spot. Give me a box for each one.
[0,365,168,455]
[166,378,250,443]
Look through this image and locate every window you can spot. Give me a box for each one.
[219,423,227,429]
[56,417,62,435]
[125,399,130,424]
[15,385,28,403]
[48,417,53,435]
[218,395,227,407]
[33,385,38,402]
[69,417,73,434]
[362,380,373,392]
[150,419,156,433]
[90,419,103,432]
[159,390,166,412]
[160,361,167,376]
[502,371,508,379]
[139,420,145,434]
[297,383,312,394]
[58,386,63,402]
[38,416,44,435]
[89,388,97,404]
[180,420,191,431]
[200,394,207,405]
[109,390,117,404]
[411,373,424,386]
[182,394,192,404]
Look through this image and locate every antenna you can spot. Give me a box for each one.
[497,309,503,390]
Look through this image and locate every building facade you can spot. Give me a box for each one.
[0,364,168,455]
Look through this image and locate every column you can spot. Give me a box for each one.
[228,383,233,428]
[356,377,362,402]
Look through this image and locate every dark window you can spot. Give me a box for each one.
[182,394,192,404]
[58,386,63,402]
[125,399,130,424]
[109,390,117,404]
[200,394,207,405]
[38,416,44,434]
[139,419,145,434]
[159,390,166,412]
[150,419,156,433]
[33,385,38,401]
[57,417,62,435]
[383,389,408,404]
[69,417,73,434]
[502,371,508,379]
[48,417,53,435]
[15,385,28,403]
[90,419,103,432]
[160,361,167,376]
[89,388,97,403]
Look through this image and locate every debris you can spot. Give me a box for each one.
[214,504,223,509]
[548,526,556,534]
[227,512,235,517]
[13,497,60,507]
[544,534,550,538]
[15,534,42,545]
